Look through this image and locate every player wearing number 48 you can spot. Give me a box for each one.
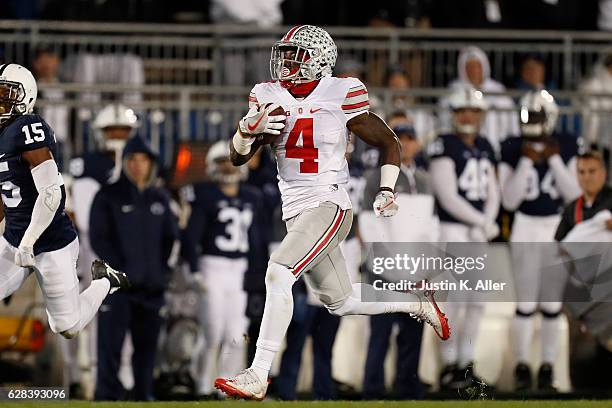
[217,25,450,401]
[427,87,500,392]
[0,63,130,340]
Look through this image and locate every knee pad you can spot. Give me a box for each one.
[516,302,538,317]
[540,302,562,319]
[265,262,296,296]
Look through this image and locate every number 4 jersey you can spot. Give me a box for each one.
[249,76,369,220]
[0,114,76,254]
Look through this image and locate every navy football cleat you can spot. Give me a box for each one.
[91,260,131,293]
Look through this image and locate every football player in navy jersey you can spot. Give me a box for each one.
[428,87,500,391]
[499,90,580,392]
[0,63,129,339]
[181,140,266,397]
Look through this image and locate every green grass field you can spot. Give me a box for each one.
[4,401,612,408]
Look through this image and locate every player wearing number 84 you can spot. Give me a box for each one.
[215,25,451,401]
[0,63,130,340]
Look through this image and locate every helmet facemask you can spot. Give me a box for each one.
[520,107,548,138]
[452,107,484,136]
[270,42,321,86]
[209,156,247,185]
[0,81,27,124]
[270,26,337,88]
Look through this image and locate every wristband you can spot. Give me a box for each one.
[380,164,400,190]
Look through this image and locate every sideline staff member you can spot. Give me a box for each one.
[555,151,612,241]
[91,136,179,400]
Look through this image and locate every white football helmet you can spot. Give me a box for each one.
[519,89,559,138]
[93,104,139,152]
[93,104,139,130]
[270,25,337,87]
[448,87,488,135]
[448,87,489,111]
[206,140,247,184]
[0,63,37,125]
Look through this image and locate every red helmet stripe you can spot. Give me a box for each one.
[283,25,305,42]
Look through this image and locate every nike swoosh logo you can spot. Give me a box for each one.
[0,154,5,159]
[247,114,266,132]
[121,205,134,213]
[310,108,322,114]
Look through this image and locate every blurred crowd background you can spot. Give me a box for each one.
[0,0,612,402]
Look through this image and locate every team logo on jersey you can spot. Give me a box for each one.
[121,204,134,213]
[150,202,165,216]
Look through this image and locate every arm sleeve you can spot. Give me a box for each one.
[430,157,486,227]
[342,79,370,120]
[89,191,124,270]
[549,155,581,203]
[19,159,62,248]
[498,159,532,211]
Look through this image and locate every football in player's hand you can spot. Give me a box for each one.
[256,103,286,145]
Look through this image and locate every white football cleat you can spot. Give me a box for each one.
[214,368,268,401]
[409,281,451,340]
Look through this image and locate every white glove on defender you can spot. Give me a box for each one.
[238,103,286,136]
[15,245,35,268]
[373,190,399,217]
[469,221,499,242]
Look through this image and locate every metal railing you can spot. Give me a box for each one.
[2,21,612,88]
[35,83,612,173]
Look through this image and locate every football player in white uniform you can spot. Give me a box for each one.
[214,25,450,401]
[499,90,580,391]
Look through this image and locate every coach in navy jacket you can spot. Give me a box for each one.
[91,136,179,401]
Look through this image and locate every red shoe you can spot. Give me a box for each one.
[214,368,267,401]
[410,280,451,340]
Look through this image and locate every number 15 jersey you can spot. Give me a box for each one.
[0,114,76,254]
[249,76,369,220]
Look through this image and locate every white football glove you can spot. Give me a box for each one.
[238,103,286,136]
[469,221,499,242]
[373,190,399,217]
[15,245,35,268]
[483,221,500,240]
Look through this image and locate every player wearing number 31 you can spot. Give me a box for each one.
[215,25,451,401]
[0,63,130,340]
